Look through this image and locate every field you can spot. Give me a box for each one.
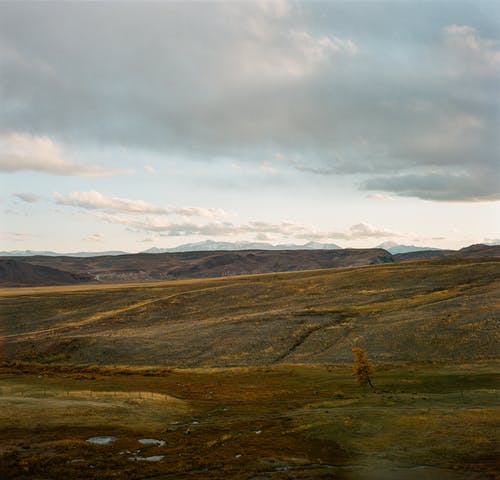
[0,258,499,479]
[1,258,499,365]
[0,362,498,479]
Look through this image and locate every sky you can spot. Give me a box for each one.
[0,0,499,252]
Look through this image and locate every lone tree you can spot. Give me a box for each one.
[352,347,374,389]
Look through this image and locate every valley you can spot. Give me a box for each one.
[1,257,498,479]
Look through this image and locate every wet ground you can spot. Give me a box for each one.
[0,362,497,479]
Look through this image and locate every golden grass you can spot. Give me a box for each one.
[1,258,499,478]
[2,258,499,367]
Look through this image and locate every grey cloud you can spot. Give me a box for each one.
[13,192,39,203]
[362,171,500,202]
[0,2,499,200]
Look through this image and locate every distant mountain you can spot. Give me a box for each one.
[0,250,129,257]
[376,241,441,255]
[142,240,342,254]
[61,251,129,257]
[0,250,60,256]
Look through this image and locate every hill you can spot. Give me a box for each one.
[0,248,392,285]
[1,257,498,366]
[393,243,500,261]
[0,259,92,287]
[1,244,499,287]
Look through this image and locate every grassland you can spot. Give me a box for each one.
[0,361,498,479]
[1,258,498,478]
[1,258,498,365]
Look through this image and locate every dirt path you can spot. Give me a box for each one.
[1,284,239,341]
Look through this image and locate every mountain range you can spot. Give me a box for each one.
[0,240,448,257]
[142,240,343,254]
[0,249,129,257]
[375,241,441,255]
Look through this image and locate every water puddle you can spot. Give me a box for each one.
[138,438,165,446]
[86,436,117,445]
[129,455,164,462]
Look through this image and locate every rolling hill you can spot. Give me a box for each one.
[0,248,392,286]
[1,257,498,366]
[1,244,499,287]
[0,259,93,287]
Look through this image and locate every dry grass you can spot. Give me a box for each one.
[1,258,498,366]
[1,258,498,478]
[0,361,498,479]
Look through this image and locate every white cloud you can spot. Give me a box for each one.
[445,25,475,36]
[281,30,357,76]
[138,235,160,243]
[221,3,357,83]
[345,223,400,239]
[1,231,40,240]
[300,223,401,241]
[444,24,500,74]
[483,238,500,246]
[0,132,128,176]
[54,190,227,218]
[13,192,40,203]
[366,193,395,201]
[258,161,277,173]
[94,211,400,242]
[83,233,105,242]
[95,213,310,237]
[144,165,155,173]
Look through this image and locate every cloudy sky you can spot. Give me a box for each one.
[1,0,499,252]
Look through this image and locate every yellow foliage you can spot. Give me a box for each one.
[352,347,374,389]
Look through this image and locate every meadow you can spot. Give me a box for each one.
[1,258,498,366]
[0,258,499,479]
[0,361,498,479]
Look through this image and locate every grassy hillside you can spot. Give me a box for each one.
[0,259,92,287]
[1,257,498,366]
